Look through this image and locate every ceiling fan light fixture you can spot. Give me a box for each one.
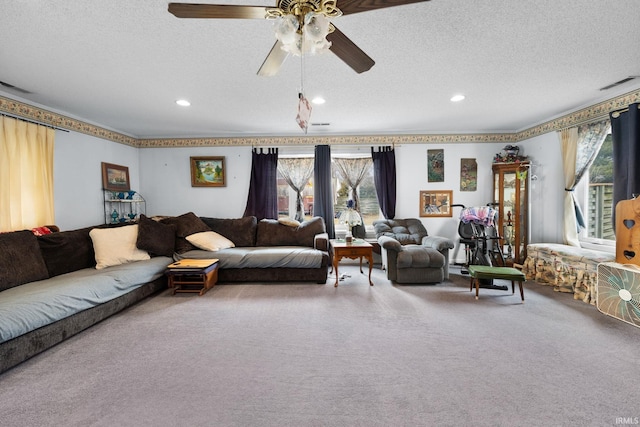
[274,14,332,56]
[304,12,330,42]
[274,14,299,45]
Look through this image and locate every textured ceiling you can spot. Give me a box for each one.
[1,0,639,139]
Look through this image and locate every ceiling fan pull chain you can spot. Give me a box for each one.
[300,40,306,97]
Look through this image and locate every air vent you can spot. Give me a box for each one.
[599,76,637,91]
[311,123,330,126]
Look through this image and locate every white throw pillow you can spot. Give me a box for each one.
[278,218,300,227]
[89,225,150,269]
[186,231,235,251]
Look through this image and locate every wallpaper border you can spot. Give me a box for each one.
[2,89,639,148]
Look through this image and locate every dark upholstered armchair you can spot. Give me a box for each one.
[373,218,454,284]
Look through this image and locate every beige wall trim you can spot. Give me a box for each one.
[0,96,137,147]
[515,89,640,141]
[2,89,639,148]
[137,133,515,148]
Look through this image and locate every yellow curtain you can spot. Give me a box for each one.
[0,116,55,231]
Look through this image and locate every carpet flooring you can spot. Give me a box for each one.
[1,265,638,427]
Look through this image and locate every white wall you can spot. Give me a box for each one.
[393,142,504,262]
[518,132,564,244]
[52,130,567,255]
[54,130,140,230]
[139,146,252,217]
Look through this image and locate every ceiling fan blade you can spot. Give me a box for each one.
[327,26,375,74]
[337,0,431,16]
[257,41,289,77]
[168,3,269,19]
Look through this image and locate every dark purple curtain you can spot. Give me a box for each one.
[313,145,335,238]
[371,146,396,219]
[243,147,278,220]
[610,103,640,226]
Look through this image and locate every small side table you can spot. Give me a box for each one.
[330,239,374,287]
[166,259,219,296]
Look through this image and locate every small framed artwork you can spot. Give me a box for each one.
[460,158,478,192]
[420,190,453,217]
[191,156,226,187]
[101,162,130,192]
[427,149,444,182]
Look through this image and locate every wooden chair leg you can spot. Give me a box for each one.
[518,281,525,302]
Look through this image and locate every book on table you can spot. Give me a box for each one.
[167,259,218,272]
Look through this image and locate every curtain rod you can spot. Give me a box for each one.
[560,114,609,131]
[0,112,69,132]
[560,103,640,130]
[611,103,640,118]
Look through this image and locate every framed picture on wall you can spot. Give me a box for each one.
[190,156,226,187]
[427,149,444,182]
[460,158,478,191]
[419,190,453,217]
[101,162,130,192]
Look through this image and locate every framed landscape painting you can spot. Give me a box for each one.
[101,162,130,192]
[191,156,226,187]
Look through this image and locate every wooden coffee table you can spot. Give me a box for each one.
[166,259,219,296]
[330,239,374,287]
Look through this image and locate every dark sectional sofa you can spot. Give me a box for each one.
[176,215,330,283]
[0,213,329,374]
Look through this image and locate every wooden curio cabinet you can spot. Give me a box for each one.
[492,162,529,265]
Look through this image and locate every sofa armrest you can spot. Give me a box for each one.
[378,236,403,252]
[421,235,454,251]
[314,233,329,252]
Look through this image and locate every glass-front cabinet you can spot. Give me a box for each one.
[492,162,529,265]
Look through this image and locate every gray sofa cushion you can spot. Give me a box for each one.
[396,245,445,269]
[0,231,49,291]
[177,247,323,269]
[0,256,171,343]
[200,216,257,247]
[256,216,325,247]
[373,218,427,245]
[37,226,96,277]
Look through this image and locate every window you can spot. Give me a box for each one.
[277,173,315,220]
[276,153,382,231]
[332,158,380,230]
[582,129,614,243]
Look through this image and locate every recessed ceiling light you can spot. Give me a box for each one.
[312,97,326,105]
[450,94,465,102]
[176,99,191,107]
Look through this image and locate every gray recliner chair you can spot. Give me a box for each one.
[374,218,454,284]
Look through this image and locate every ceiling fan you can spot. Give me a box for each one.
[168,0,431,76]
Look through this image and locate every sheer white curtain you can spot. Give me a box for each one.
[561,127,580,246]
[333,157,372,211]
[0,116,55,231]
[559,119,610,246]
[277,157,314,221]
